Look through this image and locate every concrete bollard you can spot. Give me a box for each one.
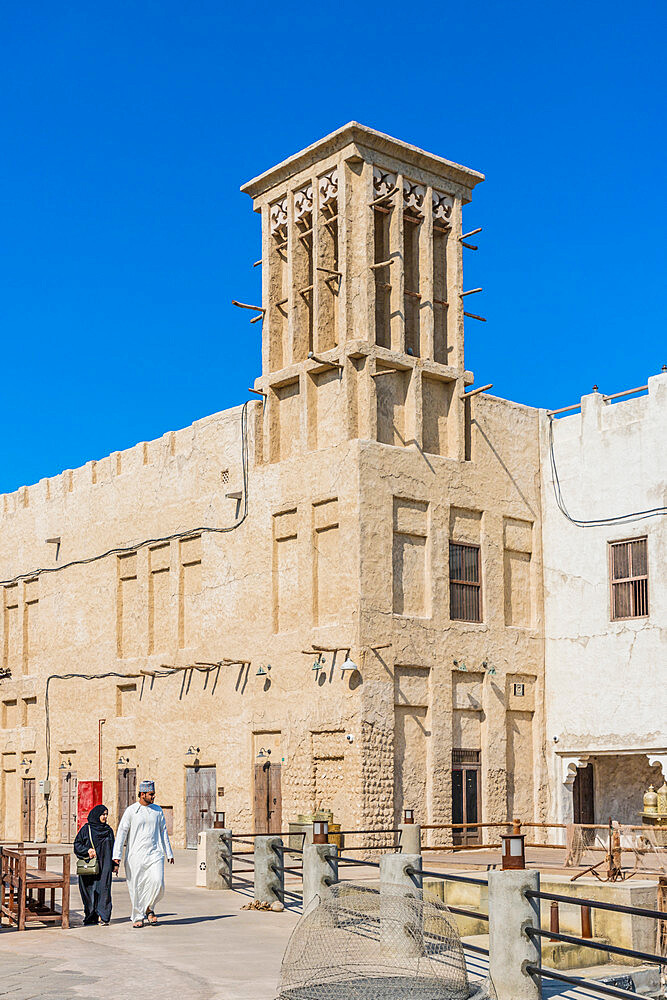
[398,822,421,855]
[254,835,284,905]
[303,843,338,912]
[196,830,207,887]
[488,869,541,1000]
[196,828,232,889]
[380,851,422,895]
[380,853,423,959]
[218,828,233,889]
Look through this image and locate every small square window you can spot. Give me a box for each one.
[609,538,648,620]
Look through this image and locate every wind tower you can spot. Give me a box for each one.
[241,123,484,462]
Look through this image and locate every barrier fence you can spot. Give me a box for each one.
[205,820,667,1000]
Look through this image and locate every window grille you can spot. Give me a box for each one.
[452,749,480,765]
[449,542,481,621]
[609,537,648,620]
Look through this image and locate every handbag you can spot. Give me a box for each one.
[76,826,100,876]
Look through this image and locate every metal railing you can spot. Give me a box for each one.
[524,885,667,1000]
[406,864,489,944]
[526,965,649,1000]
[525,886,667,922]
[219,822,667,998]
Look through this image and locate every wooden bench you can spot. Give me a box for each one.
[0,847,70,930]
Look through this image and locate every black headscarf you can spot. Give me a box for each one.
[87,804,114,846]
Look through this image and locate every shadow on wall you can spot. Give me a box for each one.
[473,416,537,519]
[593,754,663,825]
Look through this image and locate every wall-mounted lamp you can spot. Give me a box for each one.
[256,747,271,760]
[117,755,130,768]
[20,758,32,771]
[453,660,467,671]
[403,808,414,824]
[340,657,359,673]
[46,536,61,560]
[185,746,201,758]
[226,491,243,500]
[256,663,272,677]
[483,661,496,676]
[59,758,72,770]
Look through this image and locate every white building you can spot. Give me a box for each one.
[540,372,667,827]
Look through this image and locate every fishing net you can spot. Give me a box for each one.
[565,822,667,883]
[277,882,485,1000]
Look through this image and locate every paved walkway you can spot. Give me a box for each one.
[1,850,651,999]
[0,851,301,1000]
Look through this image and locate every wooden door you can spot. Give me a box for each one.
[254,762,282,833]
[60,770,78,842]
[21,778,35,841]
[185,766,216,849]
[573,763,595,824]
[117,767,136,823]
[452,750,481,845]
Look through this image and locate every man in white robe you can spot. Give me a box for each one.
[112,779,174,927]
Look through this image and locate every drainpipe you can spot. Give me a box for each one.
[98,719,106,781]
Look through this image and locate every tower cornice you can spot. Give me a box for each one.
[240,122,484,205]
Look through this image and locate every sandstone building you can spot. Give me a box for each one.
[1,124,547,847]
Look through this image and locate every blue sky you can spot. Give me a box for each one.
[2,1,665,493]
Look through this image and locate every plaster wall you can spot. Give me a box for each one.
[0,124,548,847]
[539,374,667,824]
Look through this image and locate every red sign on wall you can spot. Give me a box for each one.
[77,781,104,830]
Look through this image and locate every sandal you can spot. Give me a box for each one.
[133,920,144,928]
[146,910,158,925]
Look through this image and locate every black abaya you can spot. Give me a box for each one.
[73,805,115,925]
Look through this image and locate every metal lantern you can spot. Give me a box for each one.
[213,811,226,829]
[313,820,329,844]
[403,808,414,824]
[501,822,526,870]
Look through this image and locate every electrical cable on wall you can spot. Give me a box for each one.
[1,400,251,588]
[548,416,667,527]
[1,399,251,841]
[42,663,219,842]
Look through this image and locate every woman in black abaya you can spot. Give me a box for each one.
[73,804,115,925]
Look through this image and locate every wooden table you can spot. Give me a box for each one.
[0,847,70,930]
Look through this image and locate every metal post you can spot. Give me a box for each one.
[488,868,541,1000]
[550,901,560,941]
[581,904,592,939]
[254,835,284,905]
[303,843,338,911]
